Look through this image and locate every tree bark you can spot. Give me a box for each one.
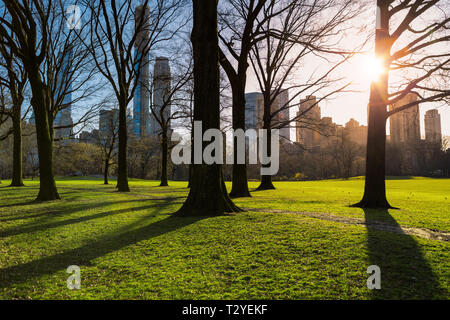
[33,100,60,201]
[355,106,392,208]
[187,164,192,188]
[177,0,241,216]
[10,107,24,187]
[187,136,194,188]
[353,1,392,208]
[229,85,251,197]
[116,96,130,192]
[26,66,60,201]
[104,159,109,185]
[219,2,265,198]
[160,131,169,186]
[257,97,275,190]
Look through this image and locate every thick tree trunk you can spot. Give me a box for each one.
[116,98,130,192]
[34,103,60,201]
[354,108,392,208]
[104,159,109,185]
[187,164,192,188]
[177,0,241,216]
[219,3,262,198]
[10,111,24,187]
[258,173,275,190]
[257,101,275,191]
[160,132,169,186]
[353,1,392,208]
[187,136,194,188]
[27,68,60,201]
[229,87,251,198]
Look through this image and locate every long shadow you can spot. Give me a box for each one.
[0,198,127,217]
[0,194,36,201]
[0,196,185,220]
[0,214,204,290]
[363,208,443,299]
[0,200,38,209]
[0,191,81,204]
[0,185,34,192]
[249,188,275,193]
[0,198,183,238]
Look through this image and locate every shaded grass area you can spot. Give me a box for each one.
[0,177,448,299]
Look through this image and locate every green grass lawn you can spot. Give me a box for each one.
[0,177,448,299]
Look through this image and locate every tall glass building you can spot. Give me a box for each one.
[151,57,171,135]
[133,5,151,137]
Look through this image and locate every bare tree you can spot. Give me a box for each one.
[249,0,363,190]
[331,131,362,179]
[354,0,450,208]
[0,48,27,186]
[144,44,193,186]
[0,0,100,200]
[83,0,188,192]
[218,0,272,197]
[96,108,120,185]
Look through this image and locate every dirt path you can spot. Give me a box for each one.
[244,207,450,242]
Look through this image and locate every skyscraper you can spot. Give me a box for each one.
[389,93,421,144]
[99,109,119,139]
[245,92,264,130]
[151,57,171,135]
[296,96,321,148]
[424,109,442,145]
[274,90,290,142]
[344,118,368,146]
[244,91,290,144]
[54,49,74,140]
[133,5,151,137]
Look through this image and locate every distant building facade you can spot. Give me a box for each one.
[345,118,368,146]
[294,96,368,150]
[424,109,442,145]
[79,129,99,144]
[245,92,263,130]
[273,90,290,141]
[244,90,291,144]
[99,109,119,139]
[389,93,421,144]
[133,5,151,137]
[296,96,322,149]
[54,49,74,140]
[151,57,171,135]
[387,94,444,175]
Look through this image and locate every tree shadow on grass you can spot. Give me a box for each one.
[0,196,185,219]
[0,198,184,238]
[0,200,38,209]
[0,214,204,290]
[0,185,35,193]
[249,187,276,193]
[363,208,443,299]
[0,191,79,205]
[0,198,127,216]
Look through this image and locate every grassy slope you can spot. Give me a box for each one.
[0,177,448,299]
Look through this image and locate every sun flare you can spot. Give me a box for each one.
[365,56,385,81]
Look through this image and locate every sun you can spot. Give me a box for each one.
[346,54,387,85]
[365,56,385,81]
